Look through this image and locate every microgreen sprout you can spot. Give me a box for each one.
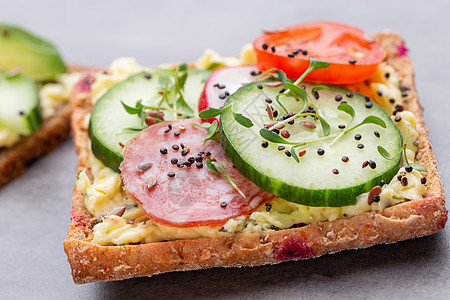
[206,159,246,198]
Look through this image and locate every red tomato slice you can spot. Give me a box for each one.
[120,119,274,228]
[253,21,385,84]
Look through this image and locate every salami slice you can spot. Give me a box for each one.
[120,119,274,228]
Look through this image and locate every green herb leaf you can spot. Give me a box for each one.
[358,115,386,128]
[199,106,227,119]
[120,126,148,134]
[206,159,246,198]
[315,114,331,137]
[338,102,355,119]
[285,82,308,102]
[192,122,212,129]
[290,146,299,163]
[176,96,195,117]
[202,120,219,145]
[207,62,225,71]
[309,58,330,70]
[311,85,329,95]
[260,128,297,145]
[275,70,288,85]
[377,145,396,160]
[232,111,253,128]
[411,163,428,172]
[121,100,139,114]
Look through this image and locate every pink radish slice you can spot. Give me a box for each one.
[198,65,261,123]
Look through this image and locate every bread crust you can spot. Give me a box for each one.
[0,66,88,187]
[64,33,447,284]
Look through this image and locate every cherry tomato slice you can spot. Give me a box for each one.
[253,21,385,84]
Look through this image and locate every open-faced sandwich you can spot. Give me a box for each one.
[0,23,84,187]
[64,21,447,284]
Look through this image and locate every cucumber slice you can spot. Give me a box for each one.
[0,73,41,135]
[89,68,211,172]
[220,82,402,207]
[0,24,66,82]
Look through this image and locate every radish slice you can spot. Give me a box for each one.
[198,65,260,123]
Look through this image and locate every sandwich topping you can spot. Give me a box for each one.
[75,22,428,246]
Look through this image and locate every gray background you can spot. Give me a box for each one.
[1,0,449,299]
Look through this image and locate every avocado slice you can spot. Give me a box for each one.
[0,24,67,82]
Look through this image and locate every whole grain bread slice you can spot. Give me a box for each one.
[0,66,89,187]
[64,33,447,284]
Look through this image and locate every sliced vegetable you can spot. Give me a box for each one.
[0,23,66,82]
[253,21,385,84]
[0,72,41,135]
[120,119,274,227]
[198,65,260,122]
[220,81,402,207]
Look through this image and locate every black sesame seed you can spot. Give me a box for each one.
[172,144,179,150]
[265,98,272,103]
[224,91,230,96]
[354,134,362,140]
[144,73,152,79]
[181,149,188,156]
[282,114,290,120]
[374,131,380,138]
[265,203,272,212]
[300,85,306,90]
[279,88,286,93]
[402,91,408,97]
[177,161,185,168]
[220,202,227,208]
[218,84,226,89]
[338,124,346,129]
[198,151,204,155]
[395,104,404,112]
[196,162,203,168]
[365,95,371,102]
[377,90,383,96]
[293,49,302,55]
[273,110,279,118]
[195,155,203,162]
[369,160,376,169]
[341,100,347,104]
[164,129,170,133]
[389,98,395,103]
[262,43,268,50]
[184,161,192,167]
[188,157,195,163]
[401,177,408,186]
[332,169,339,174]
[278,146,285,151]
[302,50,308,55]
[288,119,295,125]
[180,143,185,149]
[342,156,349,162]
[167,172,175,178]
[397,175,403,181]
[317,148,325,156]
[271,45,276,53]
[257,83,263,90]
[285,150,292,157]
[272,129,280,134]
[170,157,178,164]
[168,124,172,130]
[380,179,386,186]
[373,195,381,202]
[335,95,343,101]
[405,165,413,172]
[357,144,364,149]
[349,59,357,64]
[365,101,373,108]
[160,148,168,154]
[421,177,427,184]
[314,90,319,100]
[385,72,390,79]
[218,93,226,99]
[395,116,402,122]
[261,141,269,148]
[346,92,353,98]
[288,53,295,58]
[205,151,211,156]
[174,131,181,136]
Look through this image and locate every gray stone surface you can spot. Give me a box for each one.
[0,0,449,298]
